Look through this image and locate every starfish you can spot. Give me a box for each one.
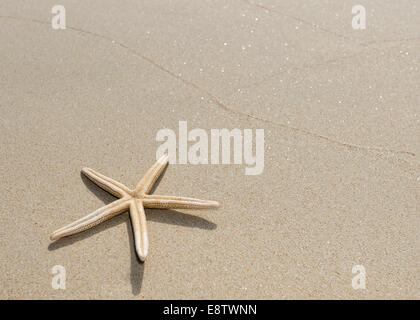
[50,155,219,261]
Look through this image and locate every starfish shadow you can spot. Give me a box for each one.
[146,164,217,229]
[146,209,216,229]
[48,214,144,295]
[126,217,145,295]
[48,167,217,295]
[48,173,144,294]
[81,171,117,205]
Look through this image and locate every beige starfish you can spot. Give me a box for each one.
[50,154,219,261]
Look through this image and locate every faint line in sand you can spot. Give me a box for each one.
[240,0,420,46]
[239,0,357,43]
[0,15,416,163]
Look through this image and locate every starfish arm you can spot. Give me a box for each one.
[82,167,132,198]
[134,154,168,195]
[143,195,220,209]
[50,198,130,241]
[129,200,149,262]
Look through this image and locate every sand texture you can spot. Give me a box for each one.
[0,0,419,299]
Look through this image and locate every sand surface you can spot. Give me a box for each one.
[0,0,419,299]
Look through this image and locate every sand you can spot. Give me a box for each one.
[0,0,419,299]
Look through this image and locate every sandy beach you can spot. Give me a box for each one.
[0,0,419,299]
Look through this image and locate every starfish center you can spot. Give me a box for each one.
[133,194,144,201]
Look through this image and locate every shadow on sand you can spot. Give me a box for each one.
[48,167,216,295]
